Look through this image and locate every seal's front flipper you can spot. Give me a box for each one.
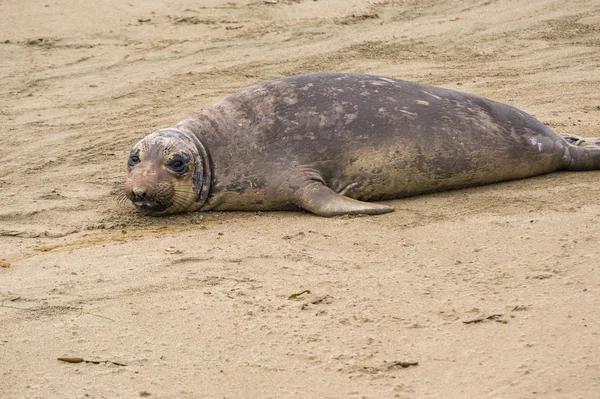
[294,181,394,217]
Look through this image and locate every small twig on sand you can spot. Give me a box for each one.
[76,310,116,322]
[388,361,419,369]
[463,314,505,324]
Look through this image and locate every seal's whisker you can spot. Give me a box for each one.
[173,190,194,197]
[172,187,196,193]
[171,192,192,204]
[116,193,131,207]
[172,195,191,206]
[172,190,197,199]
[172,197,188,205]
[170,197,189,211]
[171,192,196,199]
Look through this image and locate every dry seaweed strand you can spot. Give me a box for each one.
[288,289,311,299]
[57,357,126,366]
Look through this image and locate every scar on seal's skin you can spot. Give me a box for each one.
[124,73,600,217]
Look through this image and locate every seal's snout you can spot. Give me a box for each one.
[125,181,170,214]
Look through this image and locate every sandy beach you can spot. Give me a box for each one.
[1,0,599,397]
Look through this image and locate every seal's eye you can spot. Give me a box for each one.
[128,154,140,167]
[167,155,187,173]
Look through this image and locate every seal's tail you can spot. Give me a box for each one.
[560,135,600,171]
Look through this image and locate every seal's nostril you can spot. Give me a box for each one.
[133,188,147,199]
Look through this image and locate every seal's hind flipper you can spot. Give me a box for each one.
[561,135,600,147]
[561,135,600,171]
[294,181,394,217]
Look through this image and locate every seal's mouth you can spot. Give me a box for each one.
[133,200,169,213]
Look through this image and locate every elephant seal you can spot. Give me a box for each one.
[124,73,600,217]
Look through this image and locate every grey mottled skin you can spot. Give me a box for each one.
[127,73,600,216]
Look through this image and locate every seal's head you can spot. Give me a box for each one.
[124,128,211,215]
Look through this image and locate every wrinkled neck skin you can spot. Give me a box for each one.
[165,127,212,212]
